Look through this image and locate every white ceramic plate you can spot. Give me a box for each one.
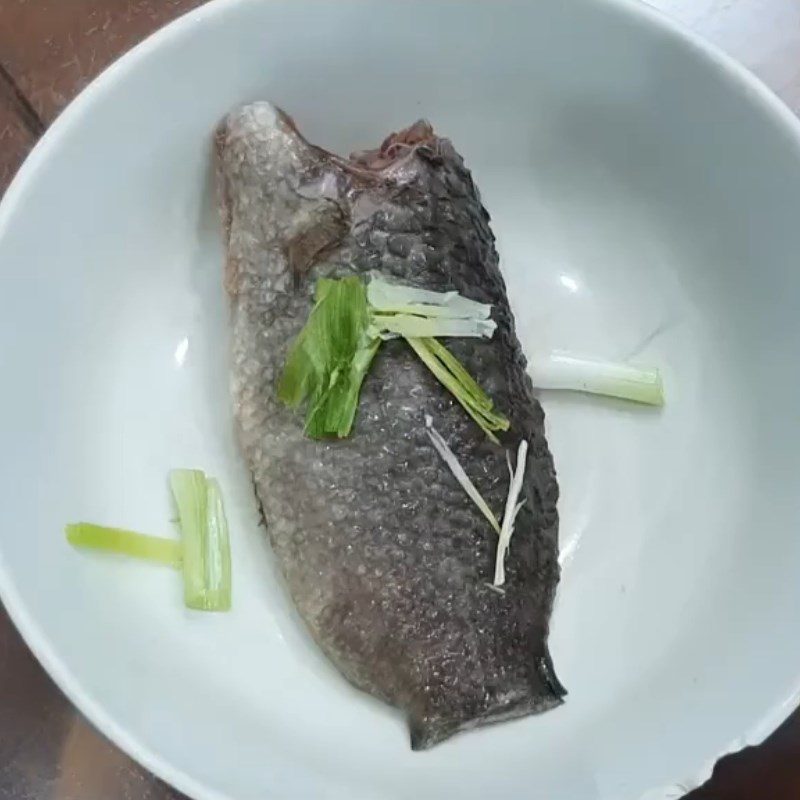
[2,1,800,798]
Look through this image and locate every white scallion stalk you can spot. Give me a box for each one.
[204,478,232,608]
[370,313,496,340]
[366,275,497,341]
[170,469,232,612]
[531,353,664,406]
[494,439,529,587]
[425,416,501,535]
[368,275,493,320]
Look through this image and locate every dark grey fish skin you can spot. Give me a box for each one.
[215,102,565,749]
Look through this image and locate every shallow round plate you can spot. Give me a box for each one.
[2,0,800,798]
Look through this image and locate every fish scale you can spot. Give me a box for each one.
[216,101,564,749]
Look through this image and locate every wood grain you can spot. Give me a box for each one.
[0,78,36,192]
[0,0,204,123]
[687,712,800,798]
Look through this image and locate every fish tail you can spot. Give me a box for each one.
[407,651,567,750]
[537,648,568,699]
[409,716,458,751]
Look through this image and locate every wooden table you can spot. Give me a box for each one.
[1,1,798,798]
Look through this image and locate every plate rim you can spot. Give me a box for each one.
[1,1,799,798]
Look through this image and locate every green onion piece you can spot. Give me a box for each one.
[66,523,182,567]
[494,439,529,587]
[424,338,496,412]
[170,469,232,612]
[278,275,508,441]
[204,478,232,609]
[405,336,510,443]
[278,276,379,438]
[425,416,501,534]
[367,275,496,338]
[532,353,665,406]
[367,274,493,319]
[369,313,496,340]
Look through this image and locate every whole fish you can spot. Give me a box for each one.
[215,103,564,748]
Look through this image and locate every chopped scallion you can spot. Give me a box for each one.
[532,353,664,406]
[170,469,232,612]
[278,274,508,441]
[65,523,182,568]
[424,416,501,534]
[369,313,496,340]
[367,275,493,320]
[406,337,509,443]
[278,276,379,438]
[493,439,529,587]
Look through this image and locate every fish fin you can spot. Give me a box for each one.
[250,475,269,530]
[407,656,567,750]
[409,715,458,751]
[214,122,240,295]
[536,649,568,699]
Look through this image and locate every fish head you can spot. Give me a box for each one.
[216,104,462,301]
[215,102,350,297]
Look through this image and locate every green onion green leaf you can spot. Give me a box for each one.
[278,276,380,438]
[406,337,510,443]
[65,523,182,567]
[278,274,509,441]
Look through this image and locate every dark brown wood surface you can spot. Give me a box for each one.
[1,1,799,798]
